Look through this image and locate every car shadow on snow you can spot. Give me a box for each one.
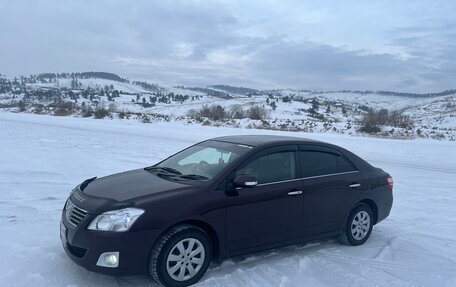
[116,238,341,286]
[63,232,390,287]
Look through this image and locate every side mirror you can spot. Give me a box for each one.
[234,175,258,188]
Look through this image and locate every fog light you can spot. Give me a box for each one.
[105,254,118,266]
[96,252,119,268]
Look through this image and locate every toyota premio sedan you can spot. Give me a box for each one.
[60,135,393,287]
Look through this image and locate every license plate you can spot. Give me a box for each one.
[60,221,67,248]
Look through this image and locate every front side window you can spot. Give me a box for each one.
[236,151,297,184]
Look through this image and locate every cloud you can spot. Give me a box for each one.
[0,0,455,92]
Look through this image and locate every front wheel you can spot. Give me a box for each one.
[149,224,212,287]
[340,204,373,246]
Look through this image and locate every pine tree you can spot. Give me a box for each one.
[270,101,277,111]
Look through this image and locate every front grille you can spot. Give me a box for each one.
[67,243,88,258]
[65,200,88,227]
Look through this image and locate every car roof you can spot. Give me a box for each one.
[211,135,323,147]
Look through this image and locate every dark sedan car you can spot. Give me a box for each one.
[61,135,393,287]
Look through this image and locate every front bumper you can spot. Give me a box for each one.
[60,209,161,276]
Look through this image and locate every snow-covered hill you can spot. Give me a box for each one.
[1,112,455,287]
[0,72,455,140]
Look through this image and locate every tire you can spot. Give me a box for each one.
[149,224,212,287]
[339,203,373,246]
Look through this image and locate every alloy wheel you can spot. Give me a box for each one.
[351,211,371,240]
[166,238,205,282]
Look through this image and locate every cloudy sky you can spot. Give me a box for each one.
[0,0,455,92]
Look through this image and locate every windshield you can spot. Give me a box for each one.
[153,140,252,181]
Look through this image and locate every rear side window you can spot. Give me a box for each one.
[300,151,338,177]
[300,151,357,177]
[337,155,356,172]
[237,151,297,184]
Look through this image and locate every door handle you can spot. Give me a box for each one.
[288,190,303,196]
[349,183,361,188]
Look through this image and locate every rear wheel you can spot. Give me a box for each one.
[340,204,373,246]
[149,224,212,287]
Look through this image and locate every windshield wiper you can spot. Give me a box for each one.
[144,166,182,175]
[145,167,207,180]
[178,174,209,180]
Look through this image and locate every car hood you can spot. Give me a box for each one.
[82,168,195,201]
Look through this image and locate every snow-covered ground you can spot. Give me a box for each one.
[0,112,455,287]
[2,75,456,140]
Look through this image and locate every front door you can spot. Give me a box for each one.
[225,146,304,252]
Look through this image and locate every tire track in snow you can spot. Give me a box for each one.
[315,250,456,274]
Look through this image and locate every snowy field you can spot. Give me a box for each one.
[1,112,455,287]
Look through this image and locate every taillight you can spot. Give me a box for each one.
[386,176,394,189]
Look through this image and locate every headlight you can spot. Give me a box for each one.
[87,208,145,232]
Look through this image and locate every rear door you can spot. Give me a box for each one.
[225,145,304,252]
[299,145,364,238]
